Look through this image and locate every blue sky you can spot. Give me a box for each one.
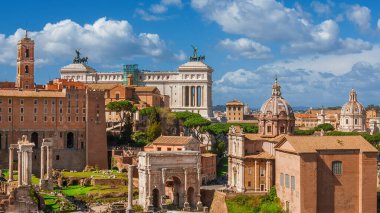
[0,0,380,108]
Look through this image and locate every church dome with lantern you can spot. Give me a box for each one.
[258,78,295,137]
[339,89,366,132]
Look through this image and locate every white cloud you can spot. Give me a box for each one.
[214,61,380,107]
[346,5,371,32]
[377,19,380,30]
[150,4,168,14]
[161,0,182,7]
[219,38,271,59]
[135,9,163,21]
[0,17,180,67]
[311,1,331,16]
[174,50,186,61]
[191,0,372,55]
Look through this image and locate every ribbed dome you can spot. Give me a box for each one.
[341,89,365,116]
[260,79,294,117]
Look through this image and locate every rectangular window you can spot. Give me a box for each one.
[20,99,24,105]
[157,147,161,151]
[52,116,55,122]
[44,116,47,122]
[285,174,290,188]
[8,99,12,104]
[82,117,86,122]
[260,167,265,177]
[355,119,358,125]
[44,99,47,105]
[76,108,79,114]
[20,108,24,113]
[83,108,86,114]
[34,108,37,114]
[291,176,295,190]
[332,161,342,175]
[34,116,37,122]
[34,99,38,105]
[280,173,284,186]
[20,116,24,122]
[167,148,172,151]
[0,99,2,104]
[51,100,55,105]
[60,117,63,122]
[8,108,11,113]
[59,99,63,105]
[68,108,71,113]
[44,108,47,114]
[177,148,182,151]
[248,181,251,187]
[267,125,272,133]
[0,108,2,112]
[76,116,79,122]
[8,116,11,122]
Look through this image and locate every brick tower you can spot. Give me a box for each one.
[15,31,35,89]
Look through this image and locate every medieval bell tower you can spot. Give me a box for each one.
[15,31,35,89]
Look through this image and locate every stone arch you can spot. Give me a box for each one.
[165,176,183,207]
[152,188,160,209]
[67,132,74,149]
[187,186,195,207]
[31,132,38,148]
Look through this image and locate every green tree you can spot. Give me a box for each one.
[132,132,149,147]
[314,123,334,131]
[147,122,162,142]
[106,100,137,144]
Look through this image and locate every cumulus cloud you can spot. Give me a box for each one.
[0,17,182,68]
[191,0,372,55]
[214,62,380,107]
[219,38,271,59]
[346,5,371,32]
[137,0,183,20]
[311,1,332,16]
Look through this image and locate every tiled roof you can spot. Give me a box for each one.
[0,89,66,98]
[245,152,275,159]
[134,86,157,93]
[275,136,377,153]
[153,136,197,145]
[245,134,285,142]
[295,113,317,119]
[226,100,244,105]
[85,83,123,90]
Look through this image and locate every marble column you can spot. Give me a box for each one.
[46,146,51,179]
[17,150,22,186]
[27,151,32,185]
[127,165,135,212]
[265,161,269,191]
[254,160,257,191]
[8,148,14,181]
[40,146,45,180]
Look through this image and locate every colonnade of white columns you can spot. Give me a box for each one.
[8,135,34,186]
[182,86,204,107]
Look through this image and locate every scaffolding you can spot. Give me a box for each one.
[123,64,140,86]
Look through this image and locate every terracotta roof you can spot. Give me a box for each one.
[245,134,285,142]
[134,86,158,93]
[0,89,66,98]
[245,152,275,159]
[295,113,317,119]
[226,100,244,105]
[275,136,377,153]
[85,83,123,90]
[202,153,217,157]
[152,136,197,145]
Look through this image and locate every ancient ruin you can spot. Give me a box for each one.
[138,151,204,212]
[40,138,54,190]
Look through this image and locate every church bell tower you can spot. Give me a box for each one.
[15,31,35,89]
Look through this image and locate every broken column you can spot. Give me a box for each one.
[17,135,34,186]
[40,138,53,190]
[127,165,135,213]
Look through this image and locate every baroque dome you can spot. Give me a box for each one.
[341,89,365,116]
[260,79,294,118]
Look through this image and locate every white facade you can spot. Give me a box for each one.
[60,61,213,118]
[338,89,366,132]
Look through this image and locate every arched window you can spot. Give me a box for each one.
[67,132,74,149]
[332,161,342,175]
[115,93,120,100]
[25,65,29,74]
[25,49,30,58]
[31,132,38,148]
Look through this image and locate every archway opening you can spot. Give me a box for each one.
[165,176,182,207]
[187,186,195,208]
[152,188,160,209]
[31,132,38,148]
[67,132,74,149]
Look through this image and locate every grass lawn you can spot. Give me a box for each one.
[61,170,128,180]
[217,156,228,177]
[58,184,134,203]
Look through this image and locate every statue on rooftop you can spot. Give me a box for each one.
[73,49,89,64]
[189,45,205,62]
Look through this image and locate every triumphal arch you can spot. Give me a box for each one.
[138,151,203,212]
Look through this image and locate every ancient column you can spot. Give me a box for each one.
[254,160,257,191]
[8,148,14,181]
[46,146,51,179]
[27,150,32,185]
[17,150,22,186]
[40,146,45,180]
[265,161,269,191]
[188,86,192,107]
[127,165,135,212]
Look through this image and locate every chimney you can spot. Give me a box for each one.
[127,74,133,86]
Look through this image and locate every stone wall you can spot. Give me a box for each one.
[91,178,126,186]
